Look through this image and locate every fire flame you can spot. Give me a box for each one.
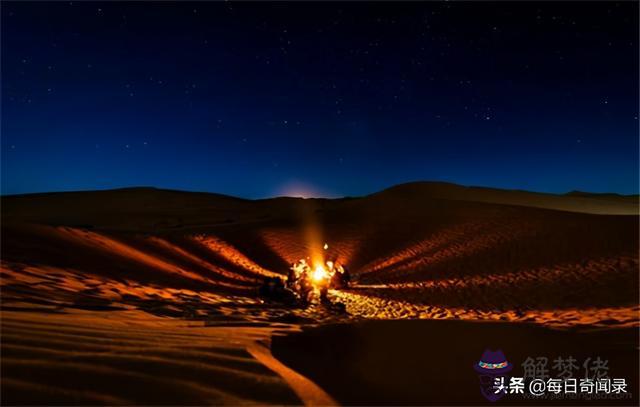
[312,264,329,282]
[289,242,346,293]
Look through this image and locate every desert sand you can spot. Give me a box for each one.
[1,182,638,405]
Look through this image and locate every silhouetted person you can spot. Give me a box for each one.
[342,266,351,288]
[319,284,330,303]
[287,265,297,289]
[330,269,343,289]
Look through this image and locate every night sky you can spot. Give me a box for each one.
[2,1,638,198]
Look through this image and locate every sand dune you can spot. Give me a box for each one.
[372,182,639,215]
[1,182,638,404]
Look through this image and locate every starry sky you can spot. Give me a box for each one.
[2,1,638,198]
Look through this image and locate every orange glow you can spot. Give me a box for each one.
[312,264,329,283]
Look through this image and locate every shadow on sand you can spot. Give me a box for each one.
[272,319,639,405]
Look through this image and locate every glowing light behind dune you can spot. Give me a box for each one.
[273,181,333,199]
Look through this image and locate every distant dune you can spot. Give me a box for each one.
[372,181,639,215]
[1,182,638,404]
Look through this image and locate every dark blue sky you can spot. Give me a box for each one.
[2,1,638,198]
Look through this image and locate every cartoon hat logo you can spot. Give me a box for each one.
[473,349,513,402]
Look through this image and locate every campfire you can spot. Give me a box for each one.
[287,243,350,304]
[312,264,330,283]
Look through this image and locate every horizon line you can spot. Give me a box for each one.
[2,180,638,200]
